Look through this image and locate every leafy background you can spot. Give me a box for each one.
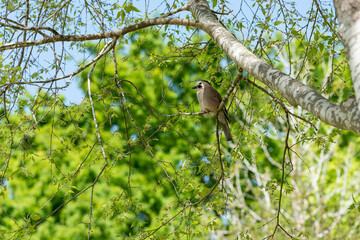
[1,0,360,239]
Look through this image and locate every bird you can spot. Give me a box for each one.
[192,80,232,141]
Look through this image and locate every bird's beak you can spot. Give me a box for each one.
[192,86,197,89]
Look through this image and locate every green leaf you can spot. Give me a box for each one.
[212,0,217,8]
[124,3,140,13]
[31,214,40,221]
[352,194,357,203]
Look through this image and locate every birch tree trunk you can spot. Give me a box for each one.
[334,0,360,112]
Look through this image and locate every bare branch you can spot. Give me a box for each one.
[0,18,199,51]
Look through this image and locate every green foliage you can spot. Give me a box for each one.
[0,30,235,239]
[1,1,360,239]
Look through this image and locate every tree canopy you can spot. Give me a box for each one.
[1,0,360,239]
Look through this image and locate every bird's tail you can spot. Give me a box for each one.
[221,122,232,141]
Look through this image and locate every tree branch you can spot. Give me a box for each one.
[0,18,199,51]
[187,0,360,135]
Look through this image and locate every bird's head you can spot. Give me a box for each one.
[192,80,211,90]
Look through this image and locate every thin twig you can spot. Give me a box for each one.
[86,38,115,239]
[155,4,189,19]
[119,79,206,118]
[314,0,342,41]
[244,78,317,131]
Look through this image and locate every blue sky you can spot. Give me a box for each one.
[55,0,314,104]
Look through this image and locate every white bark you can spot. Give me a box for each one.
[187,0,360,135]
[334,0,360,113]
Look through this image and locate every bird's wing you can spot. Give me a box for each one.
[209,87,230,123]
[209,87,223,103]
